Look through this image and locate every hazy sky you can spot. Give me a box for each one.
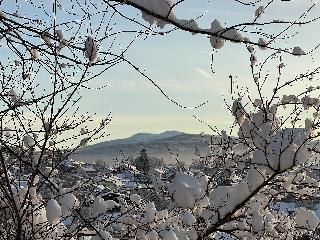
[2,0,320,142]
[78,0,320,140]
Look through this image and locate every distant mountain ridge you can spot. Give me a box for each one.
[130,131,185,141]
[86,130,185,150]
[72,131,212,164]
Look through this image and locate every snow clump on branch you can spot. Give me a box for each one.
[131,0,176,28]
[237,100,314,171]
[85,36,99,62]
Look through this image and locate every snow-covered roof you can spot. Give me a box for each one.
[79,166,96,172]
[151,168,164,174]
[123,181,140,189]
[62,158,84,166]
[96,184,105,191]
[107,176,124,187]
[122,164,140,173]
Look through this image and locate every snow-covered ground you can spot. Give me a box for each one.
[271,201,320,217]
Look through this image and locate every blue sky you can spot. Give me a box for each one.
[1,0,320,141]
[78,0,320,140]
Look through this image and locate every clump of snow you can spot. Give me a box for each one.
[251,210,264,232]
[80,127,88,135]
[223,28,243,42]
[145,202,157,223]
[23,73,31,80]
[176,19,199,34]
[210,36,224,49]
[41,33,52,45]
[61,193,79,216]
[250,54,257,66]
[23,135,36,148]
[80,137,89,146]
[28,187,37,197]
[292,46,306,56]
[301,95,319,109]
[157,209,168,220]
[85,36,99,62]
[246,167,264,192]
[247,45,254,53]
[60,63,67,68]
[255,6,265,17]
[55,29,64,40]
[209,181,250,218]
[181,210,196,226]
[237,103,312,170]
[147,230,159,239]
[210,19,224,49]
[30,48,39,60]
[295,208,319,230]
[243,37,250,43]
[160,230,178,240]
[91,196,118,217]
[264,131,307,170]
[209,19,244,49]
[0,10,6,18]
[252,149,267,165]
[198,174,209,191]
[247,194,269,214]
[258,38,267,50]
[8,89,20,104]
[133,0,176,28]
[281,95,300,104]
[130,194,141,205]
[253,99,262,107]
[168,172,204,209]
[33,175,40,185]
[91,231,113,240]
[211,19,223,33]
[232,99,246,124]
[279,143,298,171]
[46,199,62,224]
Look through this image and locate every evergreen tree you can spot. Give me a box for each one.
[135,148,150,173]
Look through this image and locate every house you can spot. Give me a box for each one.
[77,165,97,178]
[60,158,84,173]
[117,164,140,180]
[149,168,165,178]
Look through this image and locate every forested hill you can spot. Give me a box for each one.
[72,131,215,164]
